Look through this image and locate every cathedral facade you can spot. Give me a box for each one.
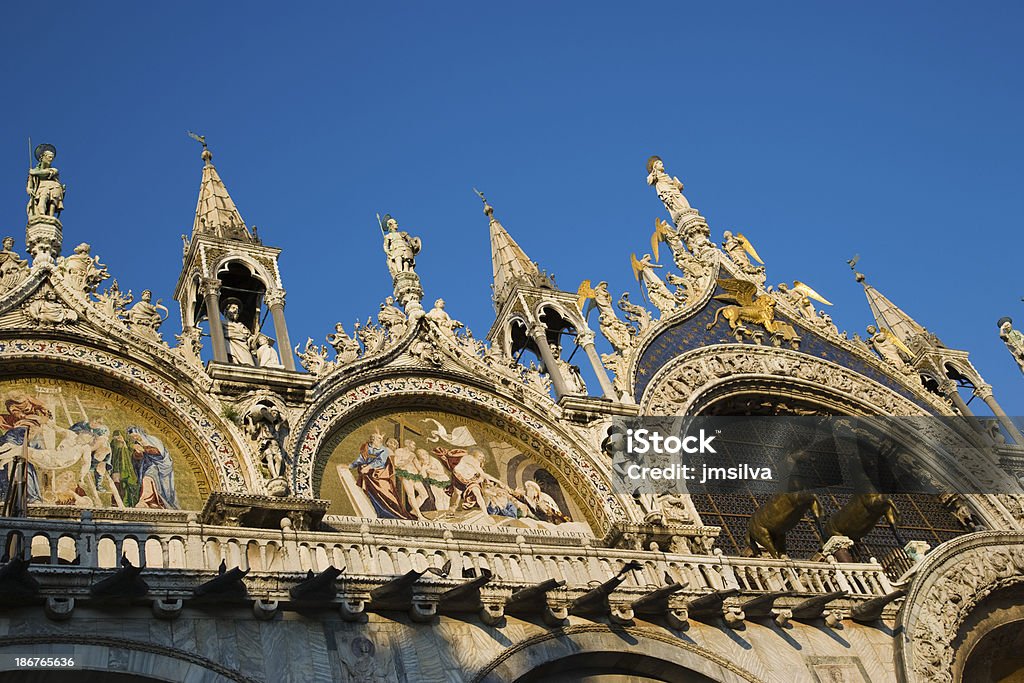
[0,143,1022,683]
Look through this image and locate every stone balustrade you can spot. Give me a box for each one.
[4,513,893,609]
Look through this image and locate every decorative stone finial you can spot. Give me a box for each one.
[187,131,213,165]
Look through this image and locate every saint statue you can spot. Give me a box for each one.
[426,298,463,337]
[646,155,690,220]
[221,299,255,365]
[252,334,283,368]
[26,144,66,219]
[327,323,361,364]
[866,325,911,369]
[998,317,1024,373]
[381,215,421,278]
[126,289,168,337]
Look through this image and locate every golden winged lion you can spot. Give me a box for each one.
[706,278,798,341]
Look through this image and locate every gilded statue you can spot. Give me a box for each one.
[646,155,690,220]
[748,490,823,558]
[707,278,792,339]
[777,281,832,320]
[380,214,421,278]
[26,144,66,219]
[823,492,902,544]
[998,317,1024,374]
[721,231,763,272]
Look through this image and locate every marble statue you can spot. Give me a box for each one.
[552,346,587,395]
[222,299,254,365]
[60,243,109,293]
[253,334,283,368]
[646,156,690,219]
[998,317,1024,373]
[0,236,29,294]
[426,298,463,337]
[296,338,332,376]
[577,280,637,354]
[26,144,65,219]
[126,289,168,339]
[327,323,361,364]
[631,252,678,315]
[381,215,421,278]
[378,296,409,339]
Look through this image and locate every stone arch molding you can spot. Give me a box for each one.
[640,345,1023,529]
[640,344,946,417]
[471,624,765,683]
[896,531,1024,683]
[290,373,624,533]
[0,337,254,494]
[0,635,255,682]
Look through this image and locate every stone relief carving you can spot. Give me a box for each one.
[25,290,79,325]
[900,534,1024,683]
[327,323,361,365]
[94,279,132,319]
[242,400,290,496]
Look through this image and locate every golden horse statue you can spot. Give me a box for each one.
[824,492,903,544]
[748,491,823,558]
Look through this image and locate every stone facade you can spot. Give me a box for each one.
[0,146,1021,682]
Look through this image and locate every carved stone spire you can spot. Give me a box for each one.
[190,137,252,241]
[478,190,542,311]
[854,269,929,348]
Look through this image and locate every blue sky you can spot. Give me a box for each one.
[1,3,1022,412]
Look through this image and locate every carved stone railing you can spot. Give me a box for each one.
[3,513,898,627]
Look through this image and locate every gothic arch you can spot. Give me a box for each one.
[896,531,1024,683]
[290,373,623,533]
[0,338,254,495]
[471,625,764,683]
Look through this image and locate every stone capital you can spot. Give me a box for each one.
[264,288,287,309]
[972,383,994,401]
[199,277,222,297]
[577,329,597,346]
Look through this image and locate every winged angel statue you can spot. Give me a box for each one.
[706,278,799,343]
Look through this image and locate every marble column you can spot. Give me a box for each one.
[579,329,616,400]
[530,324,570,399]
[201,278,228,363]
[974,384,1024,445]
[265,289,296,372]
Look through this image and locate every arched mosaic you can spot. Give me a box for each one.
[0,377,211,510]
[318,409,591,532]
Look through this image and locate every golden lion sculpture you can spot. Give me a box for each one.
[706,278,798,342]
